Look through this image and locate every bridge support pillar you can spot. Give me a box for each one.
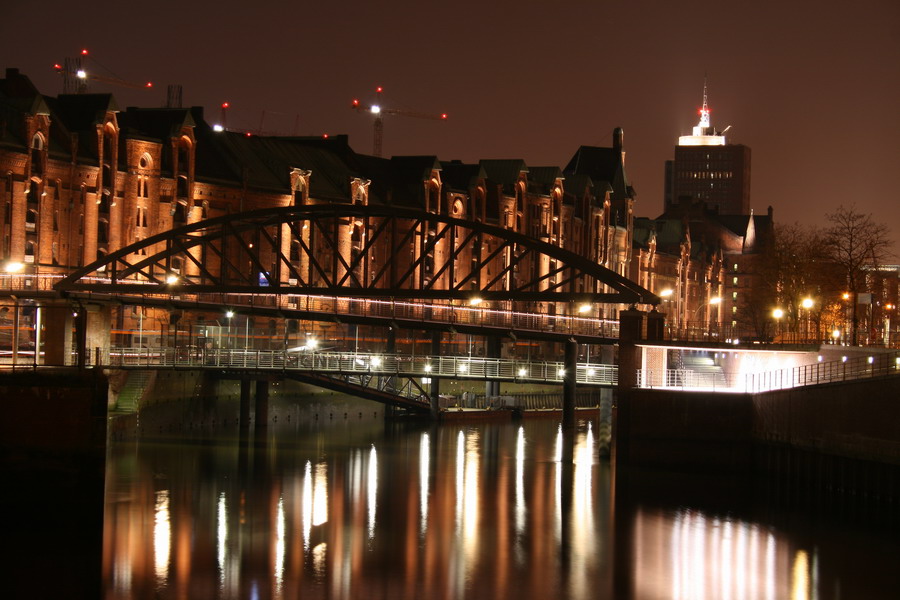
[39,302,75,366]
[84,304,111,367]
[239,378,251,435]
[646,308,665,341]
[485,335,502,398]
[563,338,577,430]
[384,328,397,418]
[614,307,646,466]
[430,331,441,419]
[255,380,269,437]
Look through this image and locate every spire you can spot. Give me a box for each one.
[698,75,711,130]
[679,75,726,145]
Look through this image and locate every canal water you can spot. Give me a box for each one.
[101,406,900,599]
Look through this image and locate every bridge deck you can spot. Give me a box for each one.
[107,347,619,386]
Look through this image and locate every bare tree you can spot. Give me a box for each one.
[748,223,841,341]
[823,205,894,344]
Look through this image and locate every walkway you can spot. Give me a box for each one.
[107,347,619,386]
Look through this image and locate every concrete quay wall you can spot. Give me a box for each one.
[616,375,900,504]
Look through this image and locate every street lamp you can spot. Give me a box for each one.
[3,261,24,274]
[225,310,234,349]
[801,297,814,341]
[772,308,784,341]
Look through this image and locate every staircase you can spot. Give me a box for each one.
[115,370,151,412]
[680,352,728,389]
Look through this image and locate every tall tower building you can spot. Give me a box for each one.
[664,81,751,215]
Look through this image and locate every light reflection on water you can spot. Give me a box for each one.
[102,417,899,599]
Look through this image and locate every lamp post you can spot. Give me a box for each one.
[801,297,814,342]
[225,310,234,350]
[772,308,784,342]
[658,288,674,333]
[693,296,722,337]
[884,303,895,347]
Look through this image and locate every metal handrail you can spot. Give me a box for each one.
[105,347,618,386]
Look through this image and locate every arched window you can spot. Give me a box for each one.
[172,202,187,226]
[101,127,115,195]
[31,134,45,177]
[294,180,306,206]
[97,219,109,244]
[176,175,189,200]
[25,208,37,232]
[177,142,190,176]
[27,180,40,204]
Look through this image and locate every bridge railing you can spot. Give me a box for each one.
[637,369,742,391]
[744,351,900,393]
[106,347,618,386]
[638,350,900,393]
[220,294,623,339]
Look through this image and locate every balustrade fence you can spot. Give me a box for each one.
[106,347,618,386]
[638,351,900,393]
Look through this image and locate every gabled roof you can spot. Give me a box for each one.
[120,106,193,143]
[0,69,52,148]
[193,121,359,200]
[564,146,619,183]
[564,137,633,227]
[440,160,485,193]
[479,159,527,194]
[386,156,441,208]
[52,94,119,131]
[527,166,562,195]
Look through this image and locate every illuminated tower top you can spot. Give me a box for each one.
[678,78,727,146]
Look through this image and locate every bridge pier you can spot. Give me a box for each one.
[84,304,112,367]
[613,307,646,466]
[239,378,251,436]
[38,302,74,366]
[562,338,577,430]
[485,335,502,398]
[255,380,269,437]
[430,331,441,419]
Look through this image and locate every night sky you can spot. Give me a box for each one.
[4,0,899,257]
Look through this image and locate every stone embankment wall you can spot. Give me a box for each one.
[617,375,900,503]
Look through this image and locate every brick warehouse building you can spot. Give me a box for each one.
[0,67,663,356]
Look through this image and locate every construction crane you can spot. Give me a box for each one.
[351,86,447,157]
[53,49,153,94]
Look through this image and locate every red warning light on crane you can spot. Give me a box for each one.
[222,102,230,109]
[376,86,383,93]
[81,48,89,56]
[441,113,448,119]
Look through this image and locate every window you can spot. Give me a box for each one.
[136,206,148,228]
[31,134,45,177]
[25,209,37,232]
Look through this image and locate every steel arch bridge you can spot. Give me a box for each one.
[55,204,658,306]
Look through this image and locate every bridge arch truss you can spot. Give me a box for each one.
[55,204,658,306]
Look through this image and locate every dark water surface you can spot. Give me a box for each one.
[102,415,900,599]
